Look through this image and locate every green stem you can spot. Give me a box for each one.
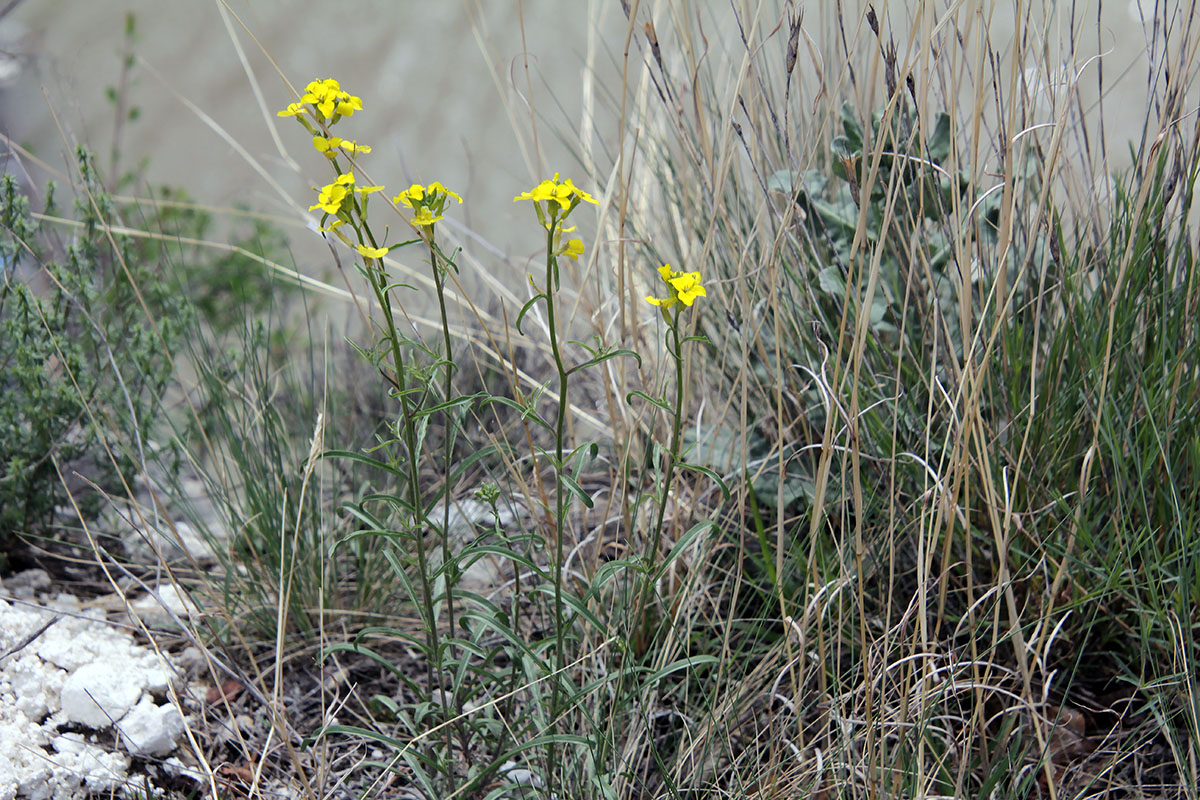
[364,242,441,728]
[427,229,464,766]
[428,231,458,658]
[639,308,686,645]
[543,216,569,785]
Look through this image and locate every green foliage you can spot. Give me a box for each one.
[603,5,1200,794]
[176,316,403,640]
[124,189,292,336]
[0,150,187,569]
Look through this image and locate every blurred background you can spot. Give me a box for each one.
[0,0,631,273]
[0,1,1166,264]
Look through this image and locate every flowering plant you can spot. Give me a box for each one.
[514,173,596,262]
[645,264,707,310]
[395,181,463,227]
[277,78,363,123]
[277,80,470,784]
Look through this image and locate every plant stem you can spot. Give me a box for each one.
[639,309,685,647]
[366,250,440,724]
[543,217,569,785]
[427,230,464,765]
[428,233,459,654]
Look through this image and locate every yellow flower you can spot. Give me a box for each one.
[394,181,462,226]
[278,78,363,121]
[312,136,372,158]
[513,173,597,210]
[513,178,557,204]
[562,238,585,260]
[306,78,340,95]
[559,178,597,207]
[410,209,443,226]
[394,183,426,209]
[356,244,389,258]
[309,173,356,214]
[425,181,463,205]
[646,264,706,309]
[334,94,362,117]
[312,133,340,152]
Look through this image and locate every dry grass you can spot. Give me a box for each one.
[10,2,1198,799]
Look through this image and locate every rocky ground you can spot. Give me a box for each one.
[0,484,338,800]
[0,465,523,800]
[1,566,205,799]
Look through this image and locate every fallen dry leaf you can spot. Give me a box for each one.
[205,679,245,704]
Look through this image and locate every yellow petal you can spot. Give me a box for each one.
[411,209,443,226]
[563,238,585,260]
[428,181,462,203]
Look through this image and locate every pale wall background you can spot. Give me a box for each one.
[0,1,1173,276]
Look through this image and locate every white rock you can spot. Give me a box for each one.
[60,662,143,728]
[35,614,128,672]
[2,708,50,798]
[0,592,188,798]
[1,569,51,599]
[162,756,205,784]
[129,584,194,625]
[52,732,88,754]
[47,742,127,795]
[116,695,185,756]
[4,653,65,720]
[47,594,80,614]
[33,612,180,696]
[499,760,544,788]
[175,646,206,676]
[0,597,55,653]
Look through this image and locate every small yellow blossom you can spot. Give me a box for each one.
[312,136,372,158]
[513,178,556,205]
[394,181,462,227]
[356,244,389,258]
[410,209,443,227]
[559,178,596,207]
[277,77,363,121]
[646,264,706,309]
[425,181,462,204]
[394,183,426,209]
[309,173,356,214]
[305,78,340,95]
[562,238,585,260]
[513,173,597,210]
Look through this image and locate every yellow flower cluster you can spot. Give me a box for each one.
[513,174,597,260]
[281,78,658,290]
[646,265,706,310]
[280,77,465,247]
[312,136,371,159]
[308,172,383,215]
[394,182,463,227]
[513,173,597,211]
[277,78,363,122]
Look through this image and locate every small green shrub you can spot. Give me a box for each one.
[0,149,187,569]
